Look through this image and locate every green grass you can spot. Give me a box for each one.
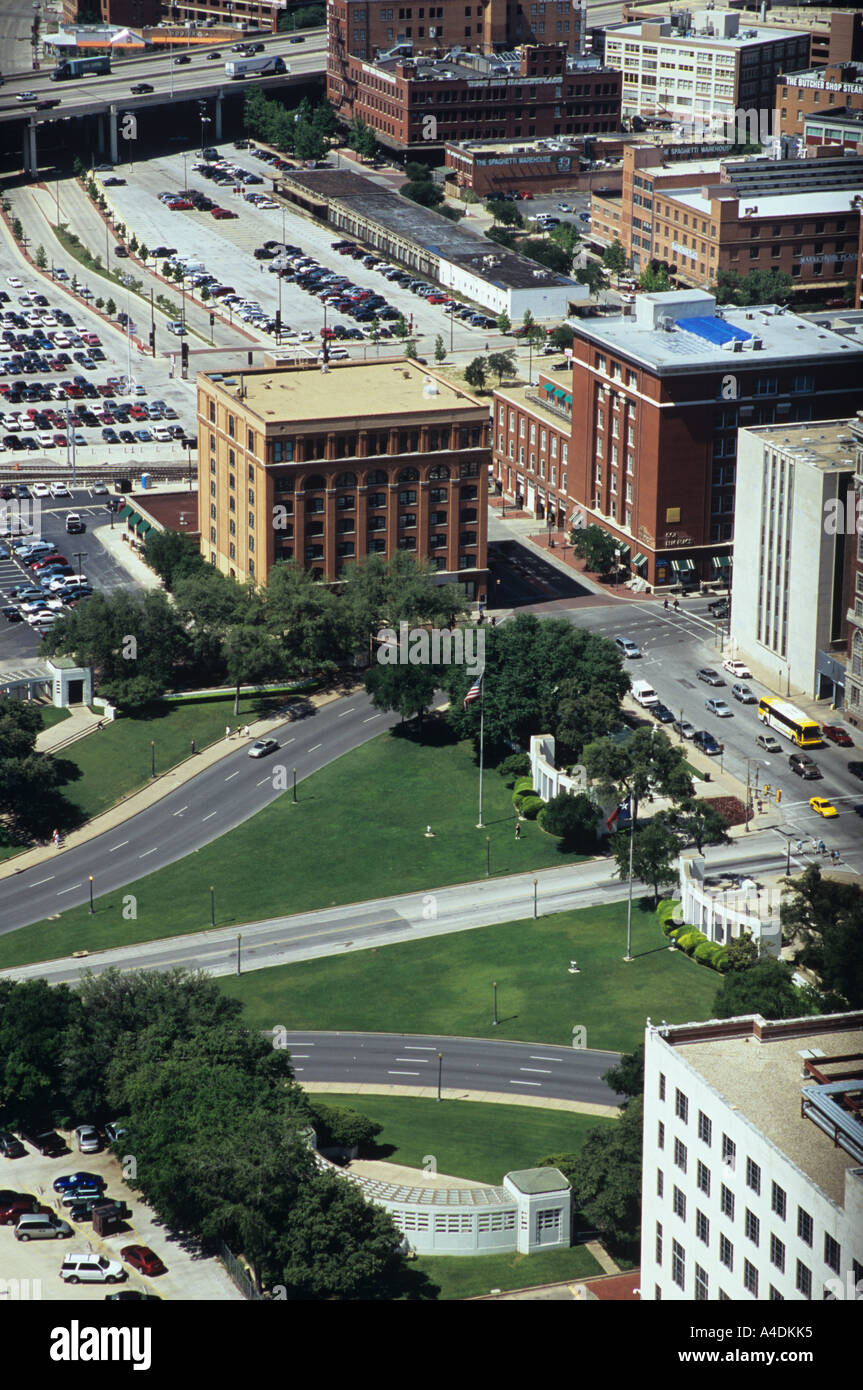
[415,1244,603,1300]
[53,221,126,291]
[222,898,718,1051]
[312,1093,613,1186]
[0,725,582,970]
[40,707,71,730]
[56,693,299,823]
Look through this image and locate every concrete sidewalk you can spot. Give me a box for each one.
[0,684,360,882]
[94,522,164,590]
[35,706,103,754]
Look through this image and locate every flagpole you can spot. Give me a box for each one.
[476,681,484,829]
[624,818,634,962]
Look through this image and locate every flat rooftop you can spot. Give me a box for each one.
[280,170,574,291]
[606,19,808,47]
[667,1017,863,1207]
[573,289,863,373]
[669,186,863,217]
[202,360,485,427]
[781,62,863,86]
[740,418,861,472]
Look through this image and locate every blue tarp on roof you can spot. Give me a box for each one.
[675,316,752,345]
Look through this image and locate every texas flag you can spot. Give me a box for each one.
[607,797,631,831]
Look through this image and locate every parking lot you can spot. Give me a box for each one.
[1,1129,241,1301]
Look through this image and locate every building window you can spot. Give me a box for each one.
[656,1221,663,1266]
[696,1160,710,1197]
[657,1169,664,1197]
[797,1208,813,1247]
[659,1073,666,1101]
[746,1158,761,1196]
[228,415,235,440]
[698,1112,712,1146]
[824,1234,840,1275]
[743,1260,759,1298]
[671,1239,685,1290]
[719,1234,733,1271]
[675,1090,689,1124]
[770,1234,785,1273]
[674,1138,687,1174]
[721,1134,736,1170]
[796,1261,812,1300]
[658,1120,665,1150]
[745,1210,760,1247]
[695,1210,709,1246]
[673,1186,686,1220]
[771,1183,786,1221]
[721,1185,735,1221]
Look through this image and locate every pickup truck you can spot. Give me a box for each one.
[17,1128,66,1157]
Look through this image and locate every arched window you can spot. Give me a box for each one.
[399,467,419,483]
[428,464,450,480]
[335,471,357,488]
[366,469,389,485]
[303,474,326,491]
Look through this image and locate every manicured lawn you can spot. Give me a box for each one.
[312,1093,613,1186]
[57,693,303,823]
[222,899,718,1051]
[415,1244,603,1301]
[40,707,71,730]
[0,725,580,969]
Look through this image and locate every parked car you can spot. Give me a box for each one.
[672,719,697,740]
[53,1171,105,1194]
[651,703,675,724]
[789,753,822,779]
[0,1131,26,1159]
[65,513,85,534]
[692,730,722,755]
[822,724,853,747]
[17,1129,65,1156]
[74,1125,101,1154]
[0,1195,51,1225]
[103,1122,128,1145]
[60,1252,127,1285]
[722,658,752,678]
[732,683,756,704]
[121,1244,166,1276]
[15,1214,73,1241]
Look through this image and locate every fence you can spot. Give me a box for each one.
[218,1242,263,1301]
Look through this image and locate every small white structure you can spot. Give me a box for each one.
[0,657,92,708]
[678,852,782,956]
[530,734,589,802]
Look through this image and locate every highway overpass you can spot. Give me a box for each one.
[0,29,327,176]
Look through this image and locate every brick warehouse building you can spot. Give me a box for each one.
[775,61,863,140]
[327,0,586,68]
[197,359,489,599]
[492,289,863,589]
[327,41,620,154]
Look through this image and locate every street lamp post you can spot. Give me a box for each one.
[88,875,94,915]
[292,767,298,804]
[615,547,621,588]
[486,836,490,877]
[492,981,498,1027]
[73,551,86,575]
[236,933,242,976]
[436,1052,443,1102]
[210,885,216,927]
[151,740,155,778]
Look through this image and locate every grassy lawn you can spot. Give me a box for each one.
[0,724,582,970]
[40,707,71,730]
[56,692,302,823]
[313,1093,613,1186]
[222,898,718,1052]
[416,1245,603,1300]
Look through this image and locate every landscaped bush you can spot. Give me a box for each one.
[706,795,750,827]
[693,942,715,965]
[497,753,530,785]
[675,929,707,955]
[537,791,600,851]
[657,899,682,930]
[512,775,538,812]
[519,795,544,820]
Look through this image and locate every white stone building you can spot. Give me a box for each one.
[677,853,782,957]
[640,1012,863,1301]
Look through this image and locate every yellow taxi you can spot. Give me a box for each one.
[809,797,838,818]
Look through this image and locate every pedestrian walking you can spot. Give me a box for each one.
[796,840,803,854]
[819,839,826,855]
[225,725,231,741]
[52,828,61,848]
[831,848,840,864]
[235,726,242,739]
[243,724,250,738]
[673,599,680,612]
[515,823,521,840]
[664,598,669,610]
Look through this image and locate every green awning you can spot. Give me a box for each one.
[553,387,566,398]
[125,510,141,528]
[119,504,134,521]
[712,554,731,569]
[616,543,631,559]
[672,557,695,573]
[632,552,647,568]
[542,382,555,393]
[136,519,152,536]
[564,394,572,405]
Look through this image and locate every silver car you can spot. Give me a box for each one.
[75,1125,101,1153]
[15,1214,73,1241]
[705,698,733,718]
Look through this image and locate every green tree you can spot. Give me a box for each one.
[539,791,599,850]
[584,725,694,828]
[520,238,572,275]
[73,156,85,178]
[402,180,444,209]
[485,227,518,251]
[575,261,605,295]
[433,334,447,364]
[347,116,377,162]
[781,863,863,1008]
[35,244,47,269]
[548,324,574,350]
[714,267,794,307]
[603,238,627,284]
[144,528,205,590]
[549,1097,643,1251]
[392,314,409,340]
[404,337,419,360]
[610,818,679,905]
[0,696,75,840]
[369,317,382,348]
[602,1043,644,1103]
[713,957,823,1021]
[405,161,432,182]
[11,218,23,242]
[294,119,325,162]
[365,659,438,729]
[669,800,730,853]
[128,234,138,255]
[464,356,488,391]
[639,263,671,292]
[200,284,211,302]
[139,243,149,262]
[265,560,349,672]
[223,625,284,716]
[496,309,511,335]
[549,222,580,260]
[486,349,517,384]
[307,1102,382,1150]
[95,296,104,310]
[0,979,82,1127]
[725,931,759,972]
[494,201,524,228]
[570,522,619,575]
[105,297,116,317]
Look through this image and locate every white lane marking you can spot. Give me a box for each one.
[224,770,239,781]
[388,1069,420,1076]
[520,1067,552,1074]
[281,738,294,745]
[395,1057,430,1064]
[257,777,270,786]
[308,743,322,753]
[290,1054,310,1059]
[30,876,55,886]
[108,841,129,852]
[139,848,157,858]
[57,883,82,895]
[292,1067,304,1073]
[363,714,382,723]
[510,1079,541,1087]
[202,811,218,821]
[529,1056,563,1062]
[172,806,188,817]
[337,708,355,717]
[403,1045,436,1051]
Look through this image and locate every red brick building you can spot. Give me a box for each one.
[327,0,584,66]
[776,61,863,139]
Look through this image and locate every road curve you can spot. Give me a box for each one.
[277,1030,624,1107]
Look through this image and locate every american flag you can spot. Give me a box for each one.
[462,673,483,711]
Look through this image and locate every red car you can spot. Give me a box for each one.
[129,405,148,421]
[0,1196,50,1225]
[168,200,193,211]
[211,208,237,219]
[121,1245,166,1277]
[97,384,116,398]
[822,724,854,747]
[52,433,67,447]
[426,295,448,304]
[81,333,101,347]
[31,556,66,571]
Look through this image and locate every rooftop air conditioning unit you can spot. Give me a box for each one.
[751,336,763,350]
[660,315,675,330]
[732,339,743,352]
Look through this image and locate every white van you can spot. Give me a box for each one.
[632,679,659,708]
[15,1214,73,1241]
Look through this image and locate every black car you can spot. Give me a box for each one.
[131,82,154,94]
[1,607,23,624]
[652,703,675,724]
[66,1195,109,1222]
[789,753,821,780]
[174,53,191,64]
[708,599,730,619]
[106,1292,160,1301]
[0,1132,26,1158]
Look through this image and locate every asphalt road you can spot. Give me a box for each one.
[0,688,399,933]
[279,1030,624,1105]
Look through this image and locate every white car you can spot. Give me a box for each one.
[152,426,172,442]
[50,482,71,498]
[38,433,56,449]
[60,1252,126,1285]
[723,658,752,679]
[6,277,23,289]
[166,321,187,336]
[31,482,51,498]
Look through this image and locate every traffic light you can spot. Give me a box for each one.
[775,787,781,804]
[181,340,189,371]
[209,311,215,329]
